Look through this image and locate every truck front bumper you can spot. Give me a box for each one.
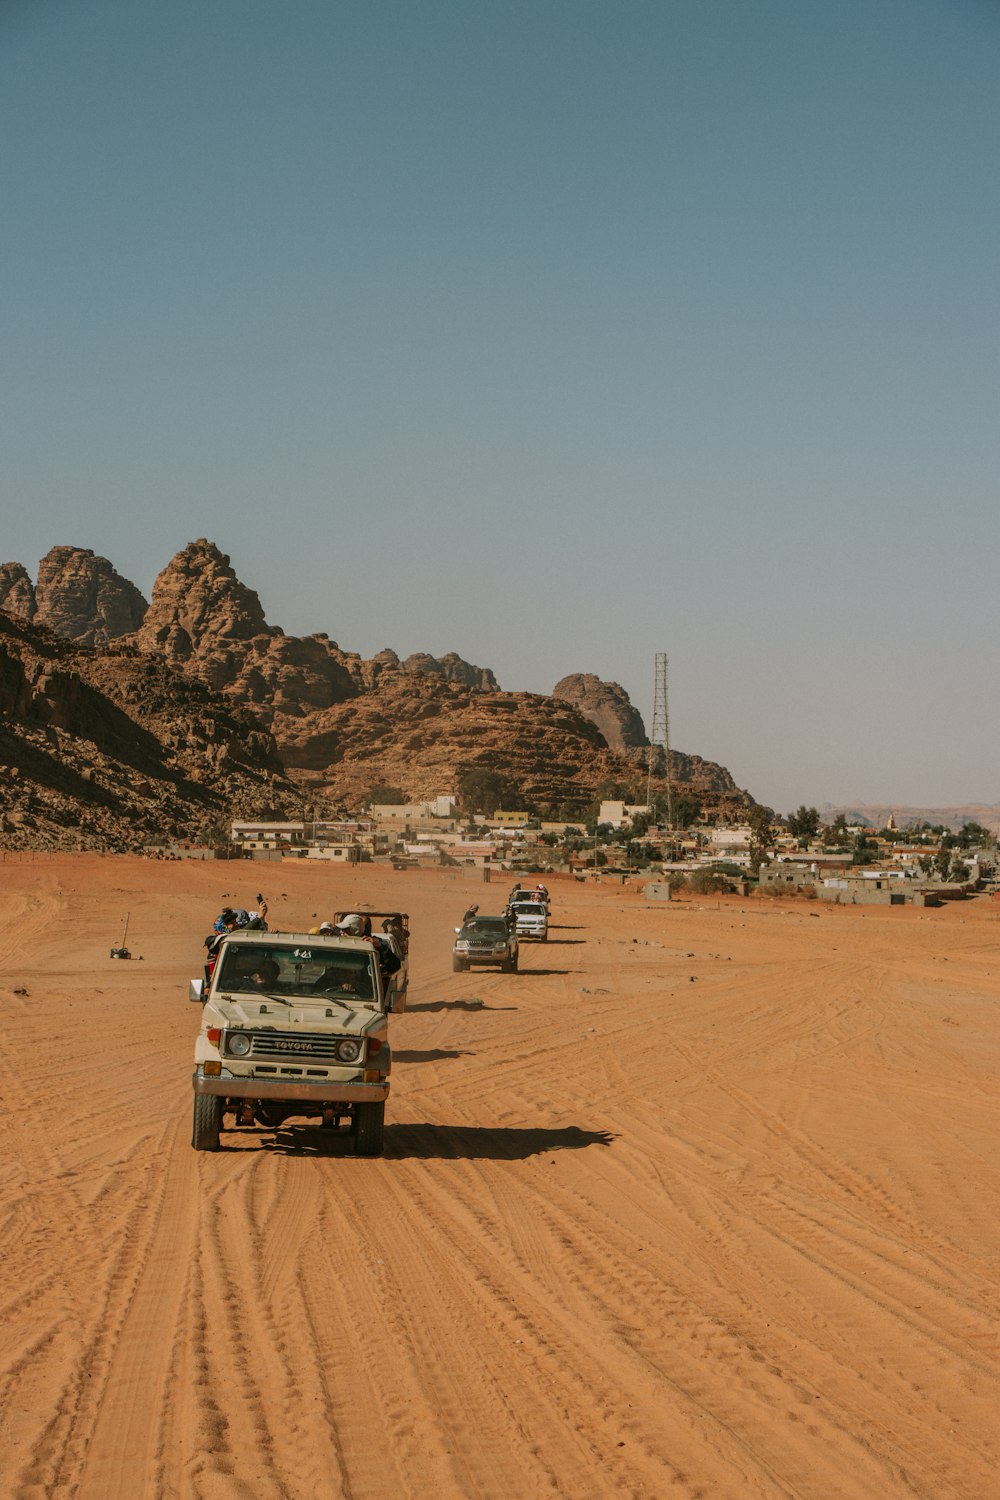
[192,1071,389,1104]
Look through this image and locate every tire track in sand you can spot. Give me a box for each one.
[9,1117,198,1500]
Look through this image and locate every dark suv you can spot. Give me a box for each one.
[452,914,519,972]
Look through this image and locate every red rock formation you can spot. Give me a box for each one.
[0,611,298,851]
[281,673,616,811]
[134,540,362,708]
[552,673,648,753]
[0,563,36,623]
[655,749,744,799]
[32,546,147,645]
[3,538,755,826]
[552,672,746,803]
[404,652,499,691]
[134,538,268,660]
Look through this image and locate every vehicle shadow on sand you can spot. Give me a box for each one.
[514,967,572,977]
[259,1123,616,1159]
[405,998,517,1012]
[386,1123,615,1159]
[393,1048,474,1062]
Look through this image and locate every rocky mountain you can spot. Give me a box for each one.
[654,749,744,799]
[133,539,366,709]
[0,610,297,851]
[552,673,648,753]
[0,541,755,831]
[552,673,745,800]
[403,652,498,691]
[0,546,147,646]
[281,674,619,809]
[131,540,500,708]
[0,563,36,622]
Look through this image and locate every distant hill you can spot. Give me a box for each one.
[820,802,1000,835]
[0,541,756,839]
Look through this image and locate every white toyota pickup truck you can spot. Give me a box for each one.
[190,929,391,1154]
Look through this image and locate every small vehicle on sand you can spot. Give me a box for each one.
[189,930,391,1154]
[509,888,550,912]
[453,914,519,972]
[512,900,548,941]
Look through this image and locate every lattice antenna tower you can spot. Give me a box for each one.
[646,652,673,828]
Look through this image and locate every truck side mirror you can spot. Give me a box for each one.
[189,979,205,1003]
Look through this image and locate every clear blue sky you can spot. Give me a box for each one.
[2,0,997,812]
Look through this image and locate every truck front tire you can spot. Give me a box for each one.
[354,1101,385,1156]
[192,1092,222,1151]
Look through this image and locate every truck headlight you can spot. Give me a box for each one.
[335,1038,362,1063]
[226,1032,252,1057]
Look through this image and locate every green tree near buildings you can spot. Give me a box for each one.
[670,791,702,829]
[824,814,849,848]
[457,766,514,816]
[934,834,957,880]
[852,832,880,866]
[367,783,405,805]
[684,867,731,894]
[748,805,775,875]
[555,801,586,821]
[787,805,820,842]
[595,779,629,801]
[647,790,701,828]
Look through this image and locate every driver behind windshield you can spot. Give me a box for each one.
[217,950,281,992]
[311,958,374,998]
[247,958,280,990]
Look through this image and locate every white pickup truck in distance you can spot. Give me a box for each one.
[513,901,548,941]
[190,930,391,1154]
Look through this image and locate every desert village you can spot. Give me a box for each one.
[229,799,998,908]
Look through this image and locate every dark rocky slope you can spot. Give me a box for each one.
[0,610,296,850]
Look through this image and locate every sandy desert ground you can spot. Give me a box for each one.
[0,853,997,1500]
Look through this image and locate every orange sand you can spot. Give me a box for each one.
[0,854,997,1499]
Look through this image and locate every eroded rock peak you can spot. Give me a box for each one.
[552,673,647,753]
[1,548,147,646]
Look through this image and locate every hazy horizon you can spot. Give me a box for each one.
[3,1,998,811]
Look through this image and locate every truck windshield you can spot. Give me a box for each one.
[464,920,507,937]
[215,945,376,1000]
